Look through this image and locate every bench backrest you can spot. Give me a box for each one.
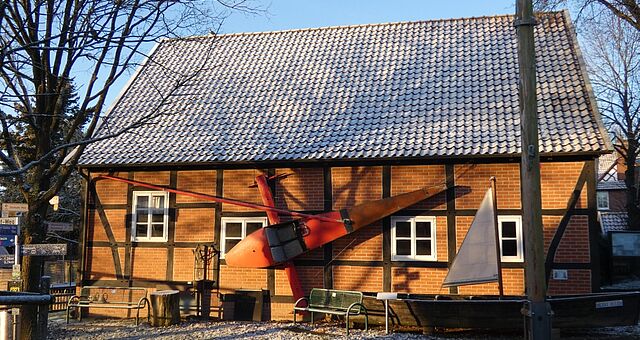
[309,288,363,313]
[80,286,147,304]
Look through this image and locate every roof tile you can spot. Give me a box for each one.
[80,12,610,166]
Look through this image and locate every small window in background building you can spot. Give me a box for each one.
[597,191,609,210]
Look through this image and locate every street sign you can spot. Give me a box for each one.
[0,217,18,225]
[46,221,73,232]
[21,243,67,256]
[0,255,14,266]
[1,203,27,217]
[0,224,18,235]
[0,235,15,247]
[8,279,22,292]
[12,264,20,279]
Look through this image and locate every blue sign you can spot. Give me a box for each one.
[0,235,15,247]
[0,255,14,266]
[0,224,18,235]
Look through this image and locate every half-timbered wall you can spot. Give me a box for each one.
[81,159,598,319]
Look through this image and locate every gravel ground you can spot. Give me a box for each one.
[47,314,640,339]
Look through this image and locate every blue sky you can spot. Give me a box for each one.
[220,1,515,34]
[103,1,517,106]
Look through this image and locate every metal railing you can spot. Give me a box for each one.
[49,284,75,312]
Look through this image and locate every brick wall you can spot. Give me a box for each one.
[332,167,382,209]
[540,162,587,209]
[332,265,383,292]
[222,170,266,211]
[332,224,382,261]
[275,168,324,211]
[548,269,591,294]
[175,208,215,242]
[455,163,521,209]
[83,160,597,320]
[392,268,449,294]
[131,248,167,281]
[176,170,216,203]
[391,165,446,210]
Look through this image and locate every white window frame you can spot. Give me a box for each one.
[597,191,610,210]
[391,216,437,261]
[131,191,170,242]
[220,217,268,258]
[498,215,524,263]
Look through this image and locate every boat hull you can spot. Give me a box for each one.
[354,292,640,329]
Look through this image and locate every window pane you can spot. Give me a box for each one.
[416,221,431,238]
[395,221,411,237]
[152,212,164,223]
[246,222,263,235]
[136,211,148,223]
[502,240,518,257]
[416,240,432,256]
[396,240,411,255]
[225,240,240,252]
[225,222,242,237]
[136,224,148,238]
[151,224,164,237]
[136,196,149,208]
[501,221,517,238]
[152,196,165,209]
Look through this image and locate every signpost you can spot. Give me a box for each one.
[0,235,15,247]
[21,243,67,256]
[1,203,27,218]
[0,217,18,225]
[0,255,14,266]
[45,222,73,232]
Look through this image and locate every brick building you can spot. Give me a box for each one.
[77,12,611,320]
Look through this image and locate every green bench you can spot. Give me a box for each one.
[293,288,368,335]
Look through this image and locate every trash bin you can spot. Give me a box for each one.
[234,289,263,321]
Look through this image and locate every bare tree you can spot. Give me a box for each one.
[584,15,640,228]
[0,1,262,337]
[535,0,640,31]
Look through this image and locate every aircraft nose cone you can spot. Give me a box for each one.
[224,228,274,268]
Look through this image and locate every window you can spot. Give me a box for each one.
[498,216,523,262]
[597,191,609,210]
[132,191,169,242]
[391,216,437,261]
[220,217,267,258]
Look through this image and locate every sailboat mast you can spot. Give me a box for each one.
[490,177,504,297]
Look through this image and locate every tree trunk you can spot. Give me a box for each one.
[625,142,640,230]
[20,202,48,339]
[150,290,180,327]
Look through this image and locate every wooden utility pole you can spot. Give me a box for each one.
[515,0,552,338]
[490,177,504,297]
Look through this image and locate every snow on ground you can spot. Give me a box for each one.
[601,276,640,291]
[47,314,640,340]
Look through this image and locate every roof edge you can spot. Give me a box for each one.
[78,150,603,170]
[164,11,565,41]
[91,41,163,136]
[561,9,614,153]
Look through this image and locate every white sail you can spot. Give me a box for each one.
[442,186,499,287]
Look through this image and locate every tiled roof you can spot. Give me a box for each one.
[597,180,627,191]
[80,11,611,167]
[599,212,629,234]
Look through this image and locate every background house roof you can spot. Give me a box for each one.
[80,11,610,167]
[597,181,627,191]
[599,212,629,234]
